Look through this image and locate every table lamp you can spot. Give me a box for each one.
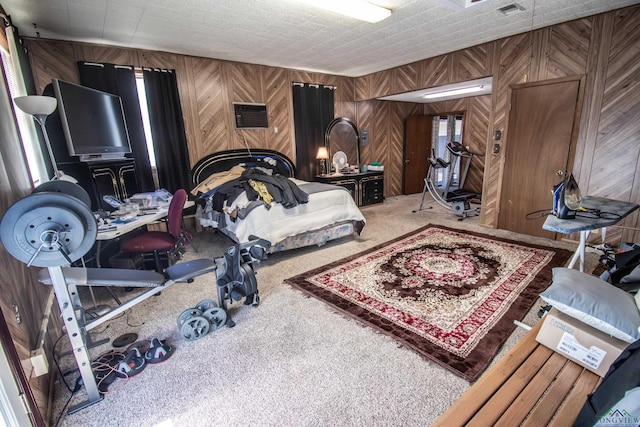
[316,146,329,175]
[13,95,70,181]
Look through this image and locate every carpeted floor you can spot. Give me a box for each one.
[51,194,595,427]
[285,224,572,381]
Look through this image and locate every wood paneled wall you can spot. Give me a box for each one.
[3,4,639,421]
[24,5,640,245]
[27,41,358,168]
[354,6,639,244]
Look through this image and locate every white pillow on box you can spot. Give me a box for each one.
[540,267,640,343]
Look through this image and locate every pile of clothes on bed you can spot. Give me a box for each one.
[192,160,312,228]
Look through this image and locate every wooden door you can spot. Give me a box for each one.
[403,116,432,194]
[498,78,581,238]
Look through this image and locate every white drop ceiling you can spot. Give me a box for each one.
[2,0,638,78]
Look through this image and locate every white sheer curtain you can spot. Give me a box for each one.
[1,25,47,185]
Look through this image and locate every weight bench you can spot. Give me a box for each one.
[0,185,228,414]
[38,259,218,413]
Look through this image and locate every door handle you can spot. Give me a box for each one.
[405,160,411,163]
[556,170,564,176]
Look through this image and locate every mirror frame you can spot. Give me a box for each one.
[324,117,360,169]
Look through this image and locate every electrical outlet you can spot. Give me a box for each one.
[30,350,49,377]
[11,300,21,324]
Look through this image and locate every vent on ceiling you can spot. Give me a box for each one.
[497,3,525,15]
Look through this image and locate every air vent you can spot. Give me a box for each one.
[233,103,268,129]
[497,3,525,15]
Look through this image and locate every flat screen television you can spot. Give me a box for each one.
[52,79,132,161]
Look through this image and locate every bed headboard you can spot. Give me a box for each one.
[191,149,296,186]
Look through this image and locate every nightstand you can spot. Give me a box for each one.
[315,171,384,207]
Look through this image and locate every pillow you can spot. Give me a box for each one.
[540,267,640,343]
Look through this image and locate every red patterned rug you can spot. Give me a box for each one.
[285,225,572,381]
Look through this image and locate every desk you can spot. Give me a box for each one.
[95,200,195,266]
[542,196,639,272]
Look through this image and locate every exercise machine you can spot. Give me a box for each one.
[0,182,269,413]
[443,141,484,202]
[412,145,480,221]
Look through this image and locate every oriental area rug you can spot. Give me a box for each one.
[285,225,572,381]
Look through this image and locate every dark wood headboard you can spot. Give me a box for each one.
[191,149,296,186]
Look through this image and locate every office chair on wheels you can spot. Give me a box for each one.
[120,189,189,272]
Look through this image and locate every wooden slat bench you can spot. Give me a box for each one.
[432,321,602,426]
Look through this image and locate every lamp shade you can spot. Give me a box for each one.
[316,146,330,159]
[14,96,57,116]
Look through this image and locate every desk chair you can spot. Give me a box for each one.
[120,189,189,272]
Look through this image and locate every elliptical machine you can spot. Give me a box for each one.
[413,142,482,221]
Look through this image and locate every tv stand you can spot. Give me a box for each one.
[60,159,139,211]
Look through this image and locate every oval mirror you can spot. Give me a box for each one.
[325,117,360,172]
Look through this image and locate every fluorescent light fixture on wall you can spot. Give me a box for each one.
[423,85,485,99]
[299,0,392,23]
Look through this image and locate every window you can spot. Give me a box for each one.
[1,45,48,185]
[432,114,464,188]
[135,70,156,169]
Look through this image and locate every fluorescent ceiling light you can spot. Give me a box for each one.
[423,85,485,99]
[299,0,392,23]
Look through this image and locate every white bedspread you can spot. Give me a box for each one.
[208,178,365,245]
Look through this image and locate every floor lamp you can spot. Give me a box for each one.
[13,95,69,181]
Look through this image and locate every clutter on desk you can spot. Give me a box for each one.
[130,189,173,206]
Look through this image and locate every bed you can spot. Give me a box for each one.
[191,149,365,253]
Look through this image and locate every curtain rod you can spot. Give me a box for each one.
[292,82,337,90]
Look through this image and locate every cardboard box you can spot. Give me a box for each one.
[536,309,629,377]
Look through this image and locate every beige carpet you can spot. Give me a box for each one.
[51,194,592,427]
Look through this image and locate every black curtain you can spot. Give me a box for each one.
[292,83,334,181]
[142,68,191,194]
[77,61,155,192]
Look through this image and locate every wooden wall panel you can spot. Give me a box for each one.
[137,49,179,69]
[29,40,78,90]
[228,62,267,149]
[355,74,371,101]
[264,66,294,160]
[452,42,493,82]
[589,6,640,243]
[419,54,450,89]
[546,19,592,79]
[464,95,492,195]
[356,100,374,165]
[76,45,137,67]
[481,33,531,226]
[370,70,392,99]
[191,57,229,160]
[392,62,419,95]
[388,103,407,197]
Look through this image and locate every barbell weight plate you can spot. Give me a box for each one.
[179,316,210,341]
[0,192,96,267]
[203,307,227,330]
[32,181,92,208]
[195,299,218,312]
[176,308,203,329]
